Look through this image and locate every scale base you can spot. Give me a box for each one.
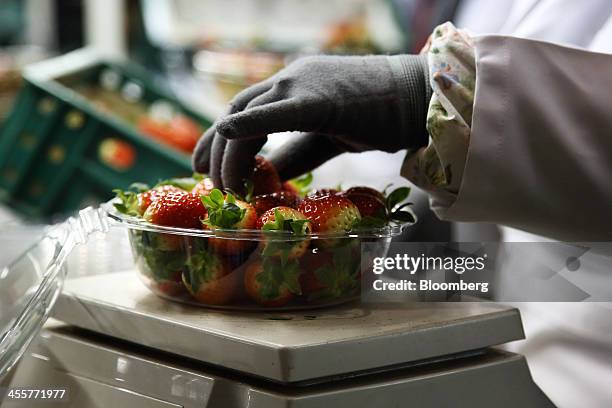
[5,323,555,408]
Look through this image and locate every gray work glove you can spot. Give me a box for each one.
[193,54,432,192]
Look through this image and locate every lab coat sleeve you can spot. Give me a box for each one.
[434,35,612,241]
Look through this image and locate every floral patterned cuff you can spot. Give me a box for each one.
[400,22,476,209]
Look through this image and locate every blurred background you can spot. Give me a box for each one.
[0,0,461,240]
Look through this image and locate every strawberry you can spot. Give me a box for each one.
[297,195,361,233]
[202,189,258,255]
[244,258,301,307]
[99,138,136,170]
[257,207,310,230]
[350,186,416,228]
[144,191,207,229]
[299,250,333,295]
[252,191,300,216]
[114,183,180,216]
[191,177,215,197]
[282,172,313,197]
[134,230,188,291]
[258,207,311,262]
[300,244,360,301]
[138,185,184,214]
[251,155,282,195]
[138,115,202,154]
[183,248,236,305]
[342,189,385,218]
[282,181,299,195]
[343,186,385,201]
[307,188,339,198]
[154,270,185,297]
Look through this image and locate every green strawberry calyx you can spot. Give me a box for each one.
[262,209,310,235]
[261,209,310,265]
[155,172,204,191]
[256,258,302,300]
[286,172,313,197]
[185,249,221,292]
[352,186,416,229]
[112,182,150,216]
[310,244,360,301]
[201,188,246,229]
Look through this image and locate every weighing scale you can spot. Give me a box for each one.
[4,271,556,407]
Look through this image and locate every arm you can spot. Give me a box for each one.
[422,33,612,241]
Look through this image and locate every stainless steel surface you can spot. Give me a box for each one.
[52,272,525,383]
[4,323,555,408]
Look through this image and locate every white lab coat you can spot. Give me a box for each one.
[451,1,612,407]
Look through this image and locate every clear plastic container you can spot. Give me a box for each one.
[106,203,405,310]
[0,203,407,379]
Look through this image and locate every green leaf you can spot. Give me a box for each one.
[385,187,411,211]
[309,244,360,300]
[257,258,302,299]
[287,172,314,197]
[112,189,140,216]
[209,189,225,206]
[155,177,199,191]
[382,183,394,196]
[283,261,302,295]
[390,210,416,223]
[261,210,310,234]
[129,182,150,192]
[289,219,310,235]
[201,195,216,208]
[203,190,246,229]
[139,239,187,282]
[185,249,220,290]
[352,216,387,230]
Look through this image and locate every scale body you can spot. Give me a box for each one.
[5,272,555,407]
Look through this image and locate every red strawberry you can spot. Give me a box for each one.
[282,181,299,195]
[258,207,311,261]
[257,206,309,230]
[299,244,360,299]
[252,191,300,216]
[299,250,333,294]
[307,188,339,198]
[138,185,184,215]
[251,155,282,195]
[144,191,207,229]
[202,189,258,255]
[154,270,185,297]
[183,250,236,305]
[138,115,201,154]
[342,190,385,218]
[191,177,215,197]
[298,195,361,233]
[343,186,385,201]
[244,258,301,307]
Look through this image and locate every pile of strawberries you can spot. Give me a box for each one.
[114,156,414,308]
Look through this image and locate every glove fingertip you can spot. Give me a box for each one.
[216,117,240,139]
[192,154,209,174]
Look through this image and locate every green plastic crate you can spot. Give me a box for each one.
[0,49,213,219]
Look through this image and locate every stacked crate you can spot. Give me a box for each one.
[0,50,212,218]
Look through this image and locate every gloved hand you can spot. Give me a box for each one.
[193,54,431,192]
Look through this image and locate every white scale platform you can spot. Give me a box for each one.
[52,272,525,384]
